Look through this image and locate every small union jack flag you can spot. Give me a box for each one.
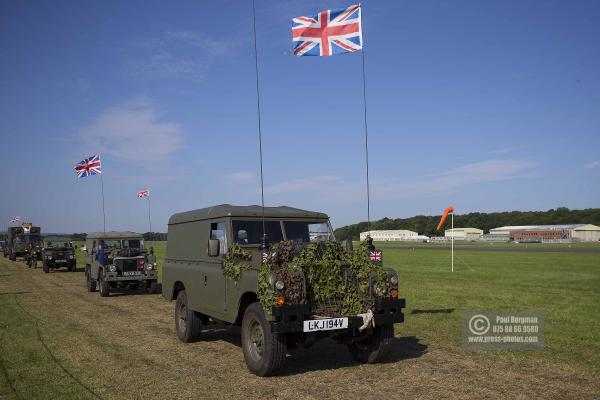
[292,4,362,57]
[137,188,150,198]
[261,253,268,263]
[74,154,102,178]
[369,250,382,262]
[10,216,21,223]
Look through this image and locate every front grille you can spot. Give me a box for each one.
[116,258,139,272]
[311,299,344,317]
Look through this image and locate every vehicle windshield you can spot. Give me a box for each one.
[123,239,143,249]
[45,240,72,248]
[15,235,41,245]
[100,240,122,249]
[284,221,333,243]
[232,220,283,245]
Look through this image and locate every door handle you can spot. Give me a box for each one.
[204,275,207,286]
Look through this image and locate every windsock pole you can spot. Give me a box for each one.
[451,212,454,273]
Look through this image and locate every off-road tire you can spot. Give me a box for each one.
[241,302,287,376]
[175,290,202,342]
[347,324,394,363]
[42,263,49,273]
[146,280,159,294]
[71,262,77,272]
[10,253,16,262]
[99,270,110,297]
[86,266,96,292]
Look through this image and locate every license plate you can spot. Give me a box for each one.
[122,271,142,276]
[303,318,348,332]
[55,260,66,263]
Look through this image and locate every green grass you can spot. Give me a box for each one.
[386,248,600,372]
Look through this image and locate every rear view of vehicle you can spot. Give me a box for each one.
[41,237,76,273]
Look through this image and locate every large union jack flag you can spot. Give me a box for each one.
[292,4,362,57]
[137,188,150,198]
[74,154,102,178]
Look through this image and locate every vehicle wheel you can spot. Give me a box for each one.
[241,302,287,376]
[146,280,159,294]
[31,259,37,269]
[10,254,16,262]
[86,266,96,292]
[43,263,49,273]
[99,270,110,297]
[347,324,394,364]
[71,262,77,272]
[175,290,202,343]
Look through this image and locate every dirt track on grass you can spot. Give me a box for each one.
[0,258,599,400]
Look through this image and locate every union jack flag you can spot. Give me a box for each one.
[137,188,150,198]
[369,250,382,263]
[261,253,269,263]
[74,154,102,178]
[292,4,362,57]
[10,216,20,223]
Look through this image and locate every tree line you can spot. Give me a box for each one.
[333,207,600,241]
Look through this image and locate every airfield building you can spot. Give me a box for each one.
[360,230,419,241]
[489,224,600,242]
[444,228,483,241]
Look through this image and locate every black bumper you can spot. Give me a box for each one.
[270,298,406,334]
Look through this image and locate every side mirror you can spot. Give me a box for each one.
[150,246,154,255]
[345,238,353,252]
[208,239,220,257]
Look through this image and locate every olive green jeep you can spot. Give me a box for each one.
[84,232,158,297]
[162,204,405,376]
[40,236,76,273]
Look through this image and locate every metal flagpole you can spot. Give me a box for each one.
[147,194,152,247]
[360,26,371,232]
[451,212,454,273]
[100,173,106,233]
[252,0,267,241]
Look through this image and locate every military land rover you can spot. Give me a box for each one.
[5,224,42,263]
[40,236,77,273]
[84,232,159,297]
[162,204,405,376]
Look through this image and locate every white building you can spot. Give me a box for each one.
[360,230,419,242]
[444,228,483,241]
[489,224,600,242]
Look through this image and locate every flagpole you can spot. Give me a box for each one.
[100,173,106,233]
[147,195,152,247]
[360,9,371,232]
[252,0,267,238]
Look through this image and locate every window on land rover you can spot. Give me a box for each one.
[122,239,143,248]
[284,221,333,243]
[210,222,228,254]
[232,220,283,245]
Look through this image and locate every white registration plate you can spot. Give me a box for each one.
[122,271,142,276]
[303,318,348,332]
[55,260,66,263]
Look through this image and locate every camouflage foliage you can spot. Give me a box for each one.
[223,243,253,281]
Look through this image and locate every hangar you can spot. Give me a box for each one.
[489,224,600,242]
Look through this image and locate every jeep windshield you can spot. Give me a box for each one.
[15,235,41,245]
[232,220,283,245]
[284,221,334,243]
[101,239,143,249]
[45,241,72,248]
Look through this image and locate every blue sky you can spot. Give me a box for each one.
[1,0,599,233]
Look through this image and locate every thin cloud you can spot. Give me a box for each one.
[265,175,342,195]
[584,160,600,169]
[225,171,258,183]
[79,97,184,169]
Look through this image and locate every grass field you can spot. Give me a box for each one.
[1,243,599,399]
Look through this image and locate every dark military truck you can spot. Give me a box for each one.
[84,232,158,297]
[162,204,405,376]
[41,236,76,273]
[6,224,42,263]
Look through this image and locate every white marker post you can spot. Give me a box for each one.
[451,211,454,273]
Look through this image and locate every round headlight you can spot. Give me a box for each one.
[390,275,398,285]
[69,255,74,259]
[146,264,153,271]
[47,256,52,260]
[275,280,285,290]
[108,265,116,272]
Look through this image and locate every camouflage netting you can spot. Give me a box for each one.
[225,240,390,317]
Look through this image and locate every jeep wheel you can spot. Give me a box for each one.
[175,290,202,342]
[85,266,96,292]
[241,302,286,376]
[146,280,159,294]
[10,253,16,262]
[347,324,394,364]
[71,262,77,272]
[99,271,110,297]
[42,263,49,273]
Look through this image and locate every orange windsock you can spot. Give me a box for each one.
[436,206,454,231]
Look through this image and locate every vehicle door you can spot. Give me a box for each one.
[201,221,227,316]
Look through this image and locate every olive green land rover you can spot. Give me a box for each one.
[162,204,405,376]
[40,236,76,273]
[84,232,158,297]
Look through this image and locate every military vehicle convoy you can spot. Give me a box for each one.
[162,204,405,376]
[4,224,42,263]
[40,236,77,273]
[84,231,159,297]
